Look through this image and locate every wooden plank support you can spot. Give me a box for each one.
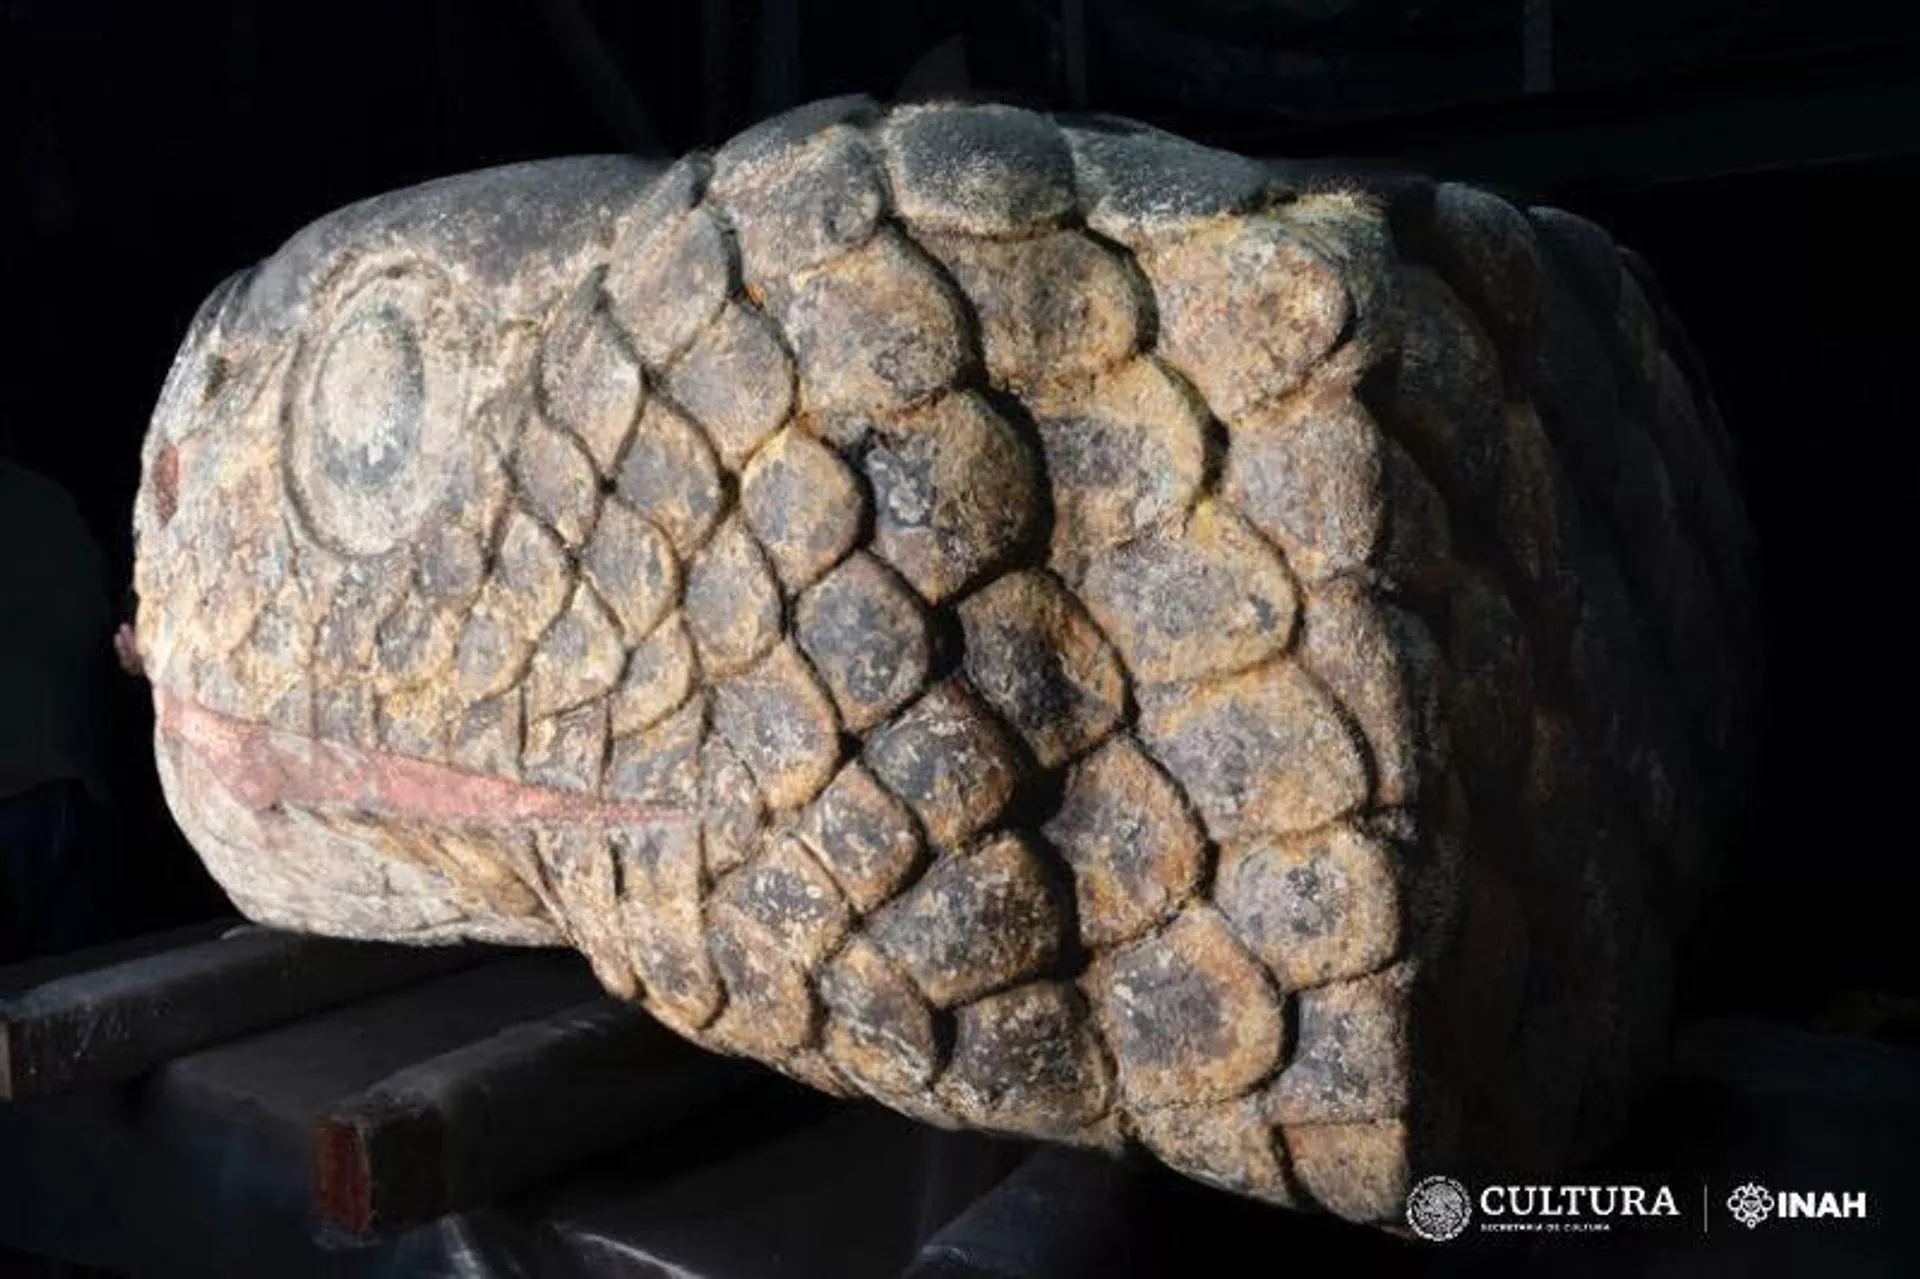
[0,927,495,1099]
[311,999,756,1237]
[0,921,238,1001]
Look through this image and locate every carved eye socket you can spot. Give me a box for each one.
[285,264,475,559]
[313,304,425,490]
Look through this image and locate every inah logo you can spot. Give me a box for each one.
[1406,1176,1473,1242]
[1727,1184,1773,1229]
[1726,1183,1869,1227]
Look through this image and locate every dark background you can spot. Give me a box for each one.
[4,0,1919,1068]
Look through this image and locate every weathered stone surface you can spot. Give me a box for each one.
[1527,244,1630,506]
[606,206,734,367]
[417,522,488,606]
[541,284,644,476]
[537,827,632,995]
[1428,858,1531,1080]
[864,682,1023,849]
[666,302,795,467]
[713,834,850,968]
[607,695,705,807]
[317,557,410,673]
[610,615,695,736]
[1380,267,1509,520]
[1042,737,1205,948]
[1145,217,1350,422]
[958,570,1126,769]
[710,95,876,186]
[740,428,866,593]
[1299,578,1447,810]
[375,681,452,760]
[711,643,841,811]
[1651,351,1751,608]
[937,982,1112,1139]
[820,936,940,1094]
[865,392,1040,604]
[783,229,971,416]
[615,398,725,556]
[1067,122,1276,247]
[280,264,476,561]
[1565,551,1681,846]
[1441,568,1537,812]
[1492,400,1580,645]
[1529,205,1621,313]
[713,121,887,282]
[1133,1097,1299,1206]
[882,104,1076,235]
[511,419,600,547]
[1028,358,1208,576]
[524,700,608,797]
[923,230,1143,387]
[1139,661,1370,842]
[616,823,721,1036]
[795,553,932,733]
[1281,192,1398,372]
[769,1049,856,1100]
[1215,824,1403,992]
[698,731,764,877]
[1099,908,1287,1107]
[799,762,925,913]
[706,906,817,1057]
[1265,964,1414,1124]
[1425,182,1541,350]
[449,691,522,779]
[137,114,1754,1230]
[1375,435,1456,598]
[524,586,624,721]
[582,499,679,644]
[1285,1118,1410,1223]
[455,513,570,699]
[682,517,782,680]
[1225,388,1385,586]
[1081,500,1297,686]
[370,592,457,694]
[867,833,1064,1007]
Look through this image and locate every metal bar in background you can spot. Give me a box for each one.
[0,927,497,1099]
[311,998,761,1237]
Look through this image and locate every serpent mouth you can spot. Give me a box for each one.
[155,685,683,831]
[151,685,692,948]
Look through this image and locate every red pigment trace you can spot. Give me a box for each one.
[158,688,694,830]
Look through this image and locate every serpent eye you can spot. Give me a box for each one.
[284,263,475,559]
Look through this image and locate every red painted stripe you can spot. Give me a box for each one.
[157,688,693,829]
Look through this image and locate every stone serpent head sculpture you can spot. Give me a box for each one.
[132,96,1757,1227]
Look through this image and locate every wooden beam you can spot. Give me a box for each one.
[311,999,755,1236]
[0,920,236,1000]
[0,927,493,1099]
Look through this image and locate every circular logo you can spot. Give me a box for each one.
[1406,1175,1474,1242]
[1727,1183,1773,1229]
